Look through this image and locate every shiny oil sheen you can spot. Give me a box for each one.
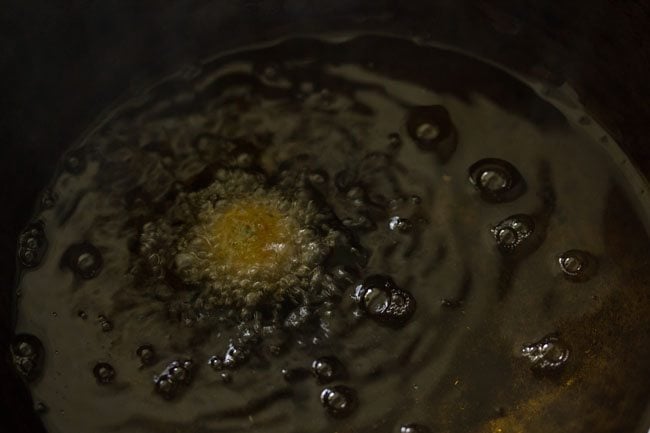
[12,35,650,433]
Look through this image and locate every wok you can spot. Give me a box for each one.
[1,1,648,431]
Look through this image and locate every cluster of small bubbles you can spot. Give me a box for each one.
[238,323,262,345]
[135,169,352,315]
[223,342,250,369]
[388,216,413,233]
[353,275,416,327]
[136,344,156,366]
[312,356,347,384]
[92,362,116,384]
[282,367,312,384]
[40,189,58,210]
[490,214,536,256]
[521,333,570,376]
[468,158,527,203]
[154,359,194,400]
[98,315,113,332]
[406,105,457,161]
[320,385,357,418]
[63,149,86,174]
[10,334,44,382]
[283,305,312,330]
[18,222,47,268]
[558,249,597,281]
[62,242,103,279]
[400,424,431,433]
[208,340,251,376]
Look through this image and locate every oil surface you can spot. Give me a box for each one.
[12,35,650,433]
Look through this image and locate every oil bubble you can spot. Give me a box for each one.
[284,306,312,329]
[63,149,86,174]
[400,424,431,433]
[416,123,440,141]
[18,222,47,268]
[388,216,413,233]
[521,333,570,376]
[11,334,44,382]
[220,372,233,384]
[223,343,250,369]
[320,385,357,418]
[170,365,189,382]
[98,315,113,332]
[154,375,178,400]
[208,355,224,371]
[406,105,457,162]
[353,275,416,326]
[312,356,347,384]
[136,344,156,366]
[558,250,597,281]
[93,362,116,384]
[560,255,581,274]
[154,359,194,400]
[490,214,536,256]
[468,158,526,203]
[62,242,103,279]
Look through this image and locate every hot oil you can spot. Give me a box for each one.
[12,35,650,433]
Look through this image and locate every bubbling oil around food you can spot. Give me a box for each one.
[11,35,650,433]
[139,169,351,309]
